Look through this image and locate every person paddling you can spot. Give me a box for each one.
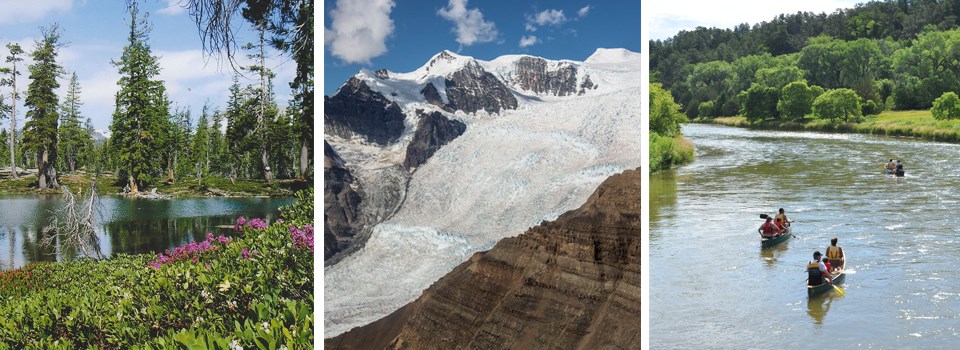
[807,251,829,286]
[826,237,845,271]
[886,159,897,173]
[759,217,780,238]
[895,163,905,177]
[774,208,792,227]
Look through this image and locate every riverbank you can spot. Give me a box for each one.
[650,133,695,172]
[704,110,960,143]
[0,189,314,347]
[0,172,310,197]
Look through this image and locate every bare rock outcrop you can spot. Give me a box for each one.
[403,111,467,170]
[445,61,518,114]
[327,168,641,349]
[324,141,363,260]
[324,77,406,145]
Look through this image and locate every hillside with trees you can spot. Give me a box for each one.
[651,0,960,127]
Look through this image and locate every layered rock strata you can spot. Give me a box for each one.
[323,141,363,260]
[327,168,641,349]
[324,77,406,145]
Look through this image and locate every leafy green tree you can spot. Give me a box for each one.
[891,29,960,109]
[813,88,863,122]
[1,43,24,178]
[755,66,805,91]
[59,72,92,173]
[22,25,64,189]
[778,81,823,119]
[740,83,780,122]
[697,100,716,118]
[109,4,171,193]
[683,61,734,118]
[650,82,687,136]
[932,92,960,120]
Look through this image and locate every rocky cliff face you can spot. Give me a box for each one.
[324,77,406,145]
[327,168,641,349]
[512,56,580,97]
[403,111,467,170]
[445,61,518,114]
[324,141,364,260]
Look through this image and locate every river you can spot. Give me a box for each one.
[651,124,960,348]
[0,195,293,270]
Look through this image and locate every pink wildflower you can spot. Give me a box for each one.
[241,248,252,260]
[248,218,268,230]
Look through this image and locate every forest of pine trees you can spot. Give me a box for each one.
[0,1,311,193]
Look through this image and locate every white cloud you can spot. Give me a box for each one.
[578,5,591,17]
[519,35,538,48]
[438,0,498,47]
[325,0,395,64]
[157,0,185,16]
[0,0,72,25]
[650,0,859,40]
[532,9,567,26]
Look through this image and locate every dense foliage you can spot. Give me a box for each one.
[59,72,94,173]
[652,0,960,121]
[932,92,960,120]
[0,188,314,348]
[650,83,694,171]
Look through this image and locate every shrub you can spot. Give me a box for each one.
[932,91,960,120]
[813,88,862,122]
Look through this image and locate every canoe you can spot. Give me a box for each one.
[807,259,846,297]
[760,225,791,248]
[885,168,895,174]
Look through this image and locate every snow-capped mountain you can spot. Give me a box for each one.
[324,48,641,337]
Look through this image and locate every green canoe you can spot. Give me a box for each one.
[760,225,791,248]
[807,259,846,297]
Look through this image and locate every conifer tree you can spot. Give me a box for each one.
[208,107,226,176]
[1,43,24,179]
[191,104,210,185]
[109,4,170,193]
[22,25,64,189]
[59,72,90,173]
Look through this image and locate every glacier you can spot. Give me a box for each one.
[324,48,642,337]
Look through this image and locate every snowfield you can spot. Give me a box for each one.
[324,48,641,337]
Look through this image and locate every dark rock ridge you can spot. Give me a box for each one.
[403,110,467,170]
[419,83,447,110]
[512,56,580,96]
[324,77,406,145]
[445,61,518,114]
[327,168,641,349]
[579,74,595,95]
[324,141,364,261]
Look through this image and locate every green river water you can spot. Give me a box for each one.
[651,124,960,348]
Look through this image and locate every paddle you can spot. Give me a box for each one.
[830,280,846,296]
[759,213,799,239]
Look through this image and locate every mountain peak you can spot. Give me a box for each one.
[585,48,640,64]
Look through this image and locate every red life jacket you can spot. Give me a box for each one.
[762,222,777,235]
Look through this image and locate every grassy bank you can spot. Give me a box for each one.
[705,111,960,143]
[650,133,695,172]
[0,173,310,197]
[0,189,314,348]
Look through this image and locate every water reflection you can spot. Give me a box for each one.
[807,293,839,326]
[0,196,293,269]
[760,240,790,267]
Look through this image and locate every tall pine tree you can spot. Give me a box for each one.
[191,103,210,185]
[22,25,64,190]
[1,43,24,179]
[59,72,91,173]
[109,4,170,193]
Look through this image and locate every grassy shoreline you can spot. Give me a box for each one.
[702,110,960,143]
[0,189,314,347]
[650,133,695,172]
[0,173,310,198]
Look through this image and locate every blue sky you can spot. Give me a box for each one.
[0,0,294,131]
[650,0,861,40]
[323,0,641,96]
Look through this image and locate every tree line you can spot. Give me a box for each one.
[651,0,960,121]
[0,1,312,193]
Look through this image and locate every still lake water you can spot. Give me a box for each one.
[0,195,293,270]
[651,124,960,348]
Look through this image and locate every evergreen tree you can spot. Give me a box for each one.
[59,72,90,173]
[243,25,275,181]
[191,104,210,185]
[22,25,64,190]
[208,107,225,176]
[0,43,24,178]
[82,118,97,172]
[168,107,192,182]
[110,4,171,193]
[224,75,245,182]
